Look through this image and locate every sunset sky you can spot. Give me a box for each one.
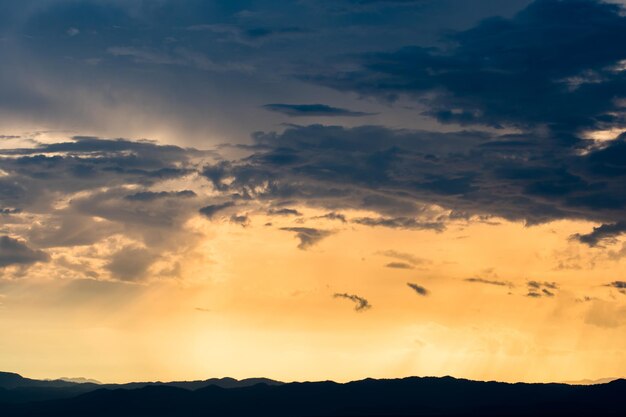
[1,0,626,384]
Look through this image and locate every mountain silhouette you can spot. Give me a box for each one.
[1,372,625,416]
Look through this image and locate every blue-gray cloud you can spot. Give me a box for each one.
[572,222,626,247]
[1,0,626,258]
[304,0,626,136]
[124,190,197,202]
[199,202,236,219]
[0,236,49,268]
[200,122,626,238]
[263,104,376,117]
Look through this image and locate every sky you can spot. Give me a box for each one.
[1,0,626,384]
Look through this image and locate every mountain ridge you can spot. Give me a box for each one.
[1,372,626,416]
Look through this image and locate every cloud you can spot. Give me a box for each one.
[0,236,49,268]
[525,281,559,297]
[305,0,626,134]
[572,222,626,247]
[66,27,79,37]
[606,281,626,294]
[407,282,429,296]
[158,2,619,236]
[0,135,208,277]
[353,217,445,231]
[527,281,558,290]
[607,281,626,289]
[199,202,236,219]
[307,0,428,13]
[107,46,253,73]
[262,104,376,117]
[187,24,310,45]
[201,123,626,232]
[333,292,371,311]
[124,190,197,202]
[378,250,426,266]
[465,278,513,287]
[230,214,250,227]
[105,246,157,281]
[0,136,199,223]
[386,262,414,269]
[314,212,347,223]
[280,227,334,249]
[267,208,302,216]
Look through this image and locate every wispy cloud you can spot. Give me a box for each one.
[263,103,376,117]
[333,293,371,311]
[407,282,429,296]
[280,227,334,249]
[465,278,513,287]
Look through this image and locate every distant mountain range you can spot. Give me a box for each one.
[1,371,625,416]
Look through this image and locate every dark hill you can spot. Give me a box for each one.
[1,374,626,417]
[0,372,282,404]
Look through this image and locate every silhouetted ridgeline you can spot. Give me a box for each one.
[1,371,625,416]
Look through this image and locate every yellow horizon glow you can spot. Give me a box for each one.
[1,209,625,384]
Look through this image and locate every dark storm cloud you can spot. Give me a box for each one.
[263,104,376,117]
[0,236,49,268]
[385,262,414,270]
[465,278,513,287]
[199,202,236,219]
[280,227,334,250]
[305,0,626,134]
[333,292,371,311]
[407,282,429,296]
[2,0,626,253]
[201,114,626,237]
[0,0,536,142]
